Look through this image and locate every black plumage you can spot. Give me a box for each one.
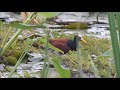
[49,35,87,54]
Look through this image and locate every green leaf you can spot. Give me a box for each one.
[38,12,60,18]
[108,12,120,77]
[115,12,120,40]
[26,38,34,45]
[10,22,46,29]
[51,57,70,78]
[1,12,37,55]
[64,22,88,29]
[102,49,113,57]
[24,71,32,78]
[8,38,34,78]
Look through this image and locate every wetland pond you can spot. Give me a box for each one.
[0,12,114,78]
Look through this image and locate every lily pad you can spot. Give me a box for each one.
[5,56,17,65]
[64,22,88,29]
[11,50,23,59]
[38,12,60,18]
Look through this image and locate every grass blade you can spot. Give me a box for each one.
[108,12,120,77]
[8,38,34,78]
[51,56,70,78]
[41,29,50,78]
[0,12,37,55]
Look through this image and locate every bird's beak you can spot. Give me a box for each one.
[81,38,87,44]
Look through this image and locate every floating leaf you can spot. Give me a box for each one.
[38,12,60,18]
[51,57,70,78]
[64,22,88,29]
[5,56,17,65]
[11,50,23,59]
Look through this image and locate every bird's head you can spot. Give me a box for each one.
[74,35,87,44]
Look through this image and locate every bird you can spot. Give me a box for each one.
[49,35,87,54]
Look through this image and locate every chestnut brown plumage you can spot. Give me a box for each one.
[49,35,87,54]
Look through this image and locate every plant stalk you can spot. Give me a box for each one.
[108,12,120,77]
[0,12,37,55]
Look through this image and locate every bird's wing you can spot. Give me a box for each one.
[49,38,69,44]
[51,42,70,53]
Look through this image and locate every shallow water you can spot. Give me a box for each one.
[0,12,111,78]
[35,12,110,39]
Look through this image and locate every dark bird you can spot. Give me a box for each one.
[49,35,87,54]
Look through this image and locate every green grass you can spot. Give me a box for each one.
[0,12,38,55]
[0,12,117,78]
[8,38,34,78]
[61,35,114,78]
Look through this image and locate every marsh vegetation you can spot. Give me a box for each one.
[0,12,118,78]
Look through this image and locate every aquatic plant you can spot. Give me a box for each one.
[108,12,120,77]
[8,38,34,78]
[0,12,38,55]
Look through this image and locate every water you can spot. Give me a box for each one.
[0,12,111,78]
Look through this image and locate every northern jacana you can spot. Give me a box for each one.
[49,35,87,54]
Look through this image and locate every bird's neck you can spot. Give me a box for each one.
[73,37,79,49]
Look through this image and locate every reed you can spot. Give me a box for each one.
[0,12,37,55]
[108,12,120,77]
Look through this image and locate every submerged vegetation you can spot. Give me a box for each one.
[0,12,119,78]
